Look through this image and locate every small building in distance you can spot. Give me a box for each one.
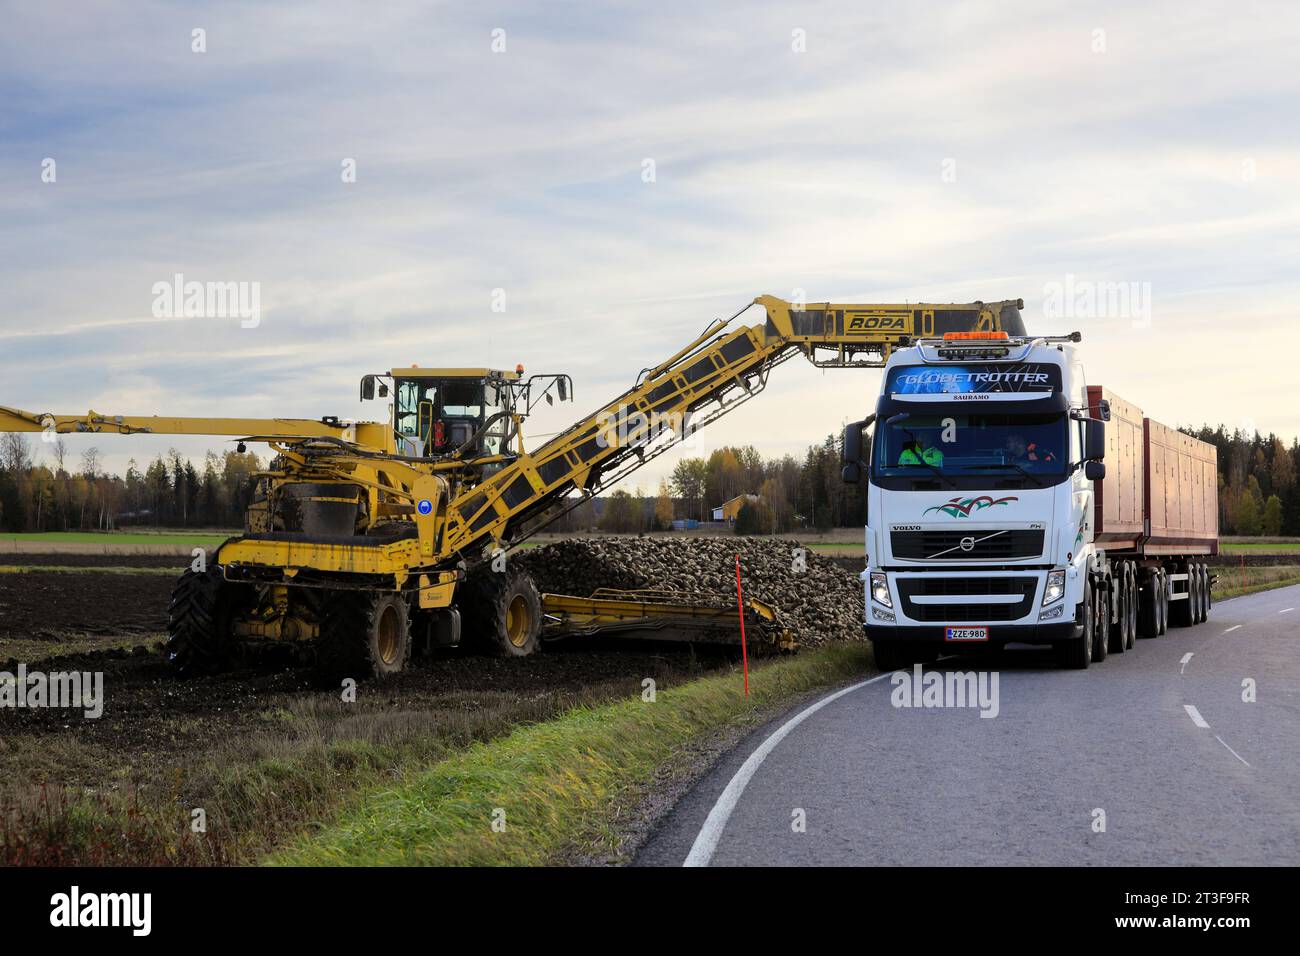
[711,493,761,525]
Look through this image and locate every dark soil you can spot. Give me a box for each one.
[0,553,188,569]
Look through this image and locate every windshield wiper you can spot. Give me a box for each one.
[963,463,1045,488]
[902,460,956,488]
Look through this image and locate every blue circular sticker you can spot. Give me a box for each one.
[417,499,433,516]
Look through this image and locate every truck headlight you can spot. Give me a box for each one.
[1042,570,1066,606]
[870,572,893,609]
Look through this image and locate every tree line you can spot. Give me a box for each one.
[0,424,1296,536]
[0,434,263,532]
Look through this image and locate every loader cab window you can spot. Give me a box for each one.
[395,380,435,446]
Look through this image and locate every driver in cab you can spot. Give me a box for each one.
[899,437,944,467]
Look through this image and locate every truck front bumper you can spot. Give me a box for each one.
[865,620,1082,646]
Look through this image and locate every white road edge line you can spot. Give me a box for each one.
[1214,735,1252,768]
[1179,652,1193,673]
[1183,704,1210,729]
[1223,625,1243,633]
[682,670,896,867]
[1280,608,1295,614]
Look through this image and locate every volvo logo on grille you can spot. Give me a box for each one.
[960,536,976,552]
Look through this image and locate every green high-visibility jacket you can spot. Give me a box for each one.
[899,446,944,466]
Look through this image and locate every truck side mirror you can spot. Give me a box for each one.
[558,378,568,402]
[360,375,376,401]
[1084,419,1106,461]
[1084,460,1106,481]
[841,414,876,484]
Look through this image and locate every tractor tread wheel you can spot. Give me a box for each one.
[316,590,412,684]
[166,567,238,676]
[461,565,542,657]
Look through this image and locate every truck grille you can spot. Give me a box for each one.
[897,576,1037,623]
[890,529,1044,561]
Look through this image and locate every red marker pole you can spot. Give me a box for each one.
[734,554,749,698]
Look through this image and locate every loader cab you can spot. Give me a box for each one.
[384,367,520,460]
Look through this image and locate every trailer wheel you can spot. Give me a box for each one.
[1204,564,1214,615]
[316,590,412,683]
[1197,564,1211,622]
[1059,588,1092,670]
[1157,570,1169,634]
[1091,582,1109,663]
[1138,570,1160,639]
[1170,565,1194,628]
[1192,565,1204,624]
[166,568,241,676]
[462,565,542,657]
[1124,565,1138,650]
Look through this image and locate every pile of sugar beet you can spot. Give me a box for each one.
[515,536,866,646]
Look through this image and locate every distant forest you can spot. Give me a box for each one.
[0,425,1295,536]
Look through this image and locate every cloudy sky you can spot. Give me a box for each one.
[3,0,1299,491]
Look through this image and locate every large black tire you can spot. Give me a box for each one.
[1156,570,1169,635]
[1204,563,1214,616]
[461,565,542,657]
[166,568,239,676]
[316,590,412,683]
[1091,582,1109,663]
[1108,570,1127,655]
[1170,566,1194,628]
[872,638,909,672]
[1197,564,1211,623]
[1123,567,1133,650]
[1059,588,1092,670]
[1138,569,1160,639]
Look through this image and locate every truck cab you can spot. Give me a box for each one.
[846,330,1108,668]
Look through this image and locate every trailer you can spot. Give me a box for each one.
[1087,385,1218,653]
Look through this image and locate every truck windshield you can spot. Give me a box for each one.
[874,412,1068,477]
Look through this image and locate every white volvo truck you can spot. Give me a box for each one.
[842,329,1219,670]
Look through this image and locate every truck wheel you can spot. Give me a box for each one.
[1108,571,1127,655]
[1091,583,1109,663]
[1059,589,1092,670]
[316,590,412,683]
[1198,564,1211,622]
[1203,564,1214,615]
[462,565,542,657]
[1138,570,1160,639]
[871,638,910,672]
[166,567,240,676]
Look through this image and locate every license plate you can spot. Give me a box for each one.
[945,626,988,642]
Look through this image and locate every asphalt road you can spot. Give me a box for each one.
[636,584,1300,866]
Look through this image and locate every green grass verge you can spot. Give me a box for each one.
[270,641,874,866]
[1221,542,1300,554]
[1215,565,1300,600]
